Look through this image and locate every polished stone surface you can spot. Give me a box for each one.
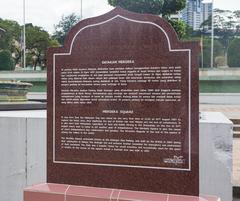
[47,7,200,195]
[24,183,220,201]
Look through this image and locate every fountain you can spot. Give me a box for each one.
[0,80,33,102]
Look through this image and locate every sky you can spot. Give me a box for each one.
[0,0,239,34]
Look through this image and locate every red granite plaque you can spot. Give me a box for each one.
[47,7,200,196]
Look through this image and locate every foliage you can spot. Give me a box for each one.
[0,50,14,71]
[168,19,187,39]
[108,0,186,16]
[228,38,240,67]
[108,0,164,15]
[161,0,186,17]
[53,13,80,45]
[0,18,21,51]
[24,24,60,69]
[108,0,187,38]
[25,23,54,69]
[50,39,60,47]
[0,19,58,69]
[0,19,22,67]
[201,9,240,56]
[202,38,224,68]
[215,56,225,67]
[214,9,240,55]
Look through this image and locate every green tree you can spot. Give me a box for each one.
[0,19,21,51]
[108,0,186,16]
[49,39,60,47]
[108,0,164,15]
[228,38,240,67]
[168,19,188,39]
[25,23,57,69]
[53,13,80,45]
[0,19,59,70]
[233,10,240,33]
[0,19,21,49]
[161,0,186,17]
[201,9,240,64]
[0,50,14,71]
[108,0,187,39]
[0,19,22,67]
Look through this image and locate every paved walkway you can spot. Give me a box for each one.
[200,104,240,119]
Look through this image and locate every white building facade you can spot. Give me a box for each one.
[181,0,212,30]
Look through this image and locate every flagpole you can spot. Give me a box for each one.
[201,33,204,68]
[23,0,26,69]
[80,0,83,20]
[211,0,214,68]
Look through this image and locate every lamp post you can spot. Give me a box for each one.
[201,29,204,68]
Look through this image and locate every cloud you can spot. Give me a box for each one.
[0,0,113,34]
[25,0,113,33]
[202,0,212,3]
[0,0,239,34]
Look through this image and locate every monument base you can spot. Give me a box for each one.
[24,183,220,201]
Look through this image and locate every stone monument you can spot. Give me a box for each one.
[24,7,220,201]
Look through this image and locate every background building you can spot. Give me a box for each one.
[181,0,212,30]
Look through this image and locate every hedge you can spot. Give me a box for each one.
[0,50,14,71]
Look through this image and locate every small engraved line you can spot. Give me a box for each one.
[109,189,115,201]
[64,185,71,201]
[117,190,121,201]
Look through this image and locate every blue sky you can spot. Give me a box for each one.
[0,0,238,33]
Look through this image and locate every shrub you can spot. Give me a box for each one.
[168,19,187,39]
[228,38,240,67]
[0,50,14,71]
[202,38,224,68]
[215,56,226,67]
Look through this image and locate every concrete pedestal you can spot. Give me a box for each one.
[24,183,220,201]
[200,112,233,201]
[0,111,233,201]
